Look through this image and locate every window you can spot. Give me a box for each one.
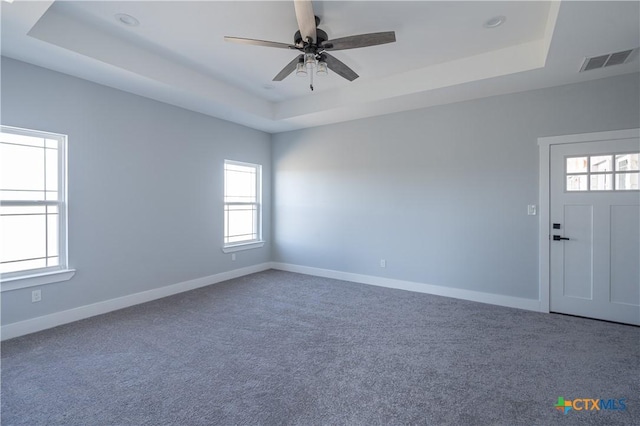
[223,160,263,252]
[1,126,73,289]
[566,153,639,191]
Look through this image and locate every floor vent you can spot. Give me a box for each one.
[580,49,637,72]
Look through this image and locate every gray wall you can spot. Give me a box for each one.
[272,73,640,300]
[2,55,638,326]
[1,58,272,324]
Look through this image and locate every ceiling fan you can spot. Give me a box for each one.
[224,0,396,91]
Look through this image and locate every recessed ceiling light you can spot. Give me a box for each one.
[115,13,139,27]
[484,16,506,29]
[2,0,15,4]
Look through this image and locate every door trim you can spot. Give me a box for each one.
[537,128,640,313]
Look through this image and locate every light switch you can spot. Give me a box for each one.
[527,205,537,216]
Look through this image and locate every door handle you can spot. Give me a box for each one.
[553,235,570,241]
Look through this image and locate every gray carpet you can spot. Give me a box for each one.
[1,270,639,425]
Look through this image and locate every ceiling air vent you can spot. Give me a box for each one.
[580,49,637,72]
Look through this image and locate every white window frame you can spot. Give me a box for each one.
[222,159,264,253]
[0,125,75,291]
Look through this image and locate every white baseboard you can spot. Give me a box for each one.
[1,263,271,341]
[2,262,542,341]
[270,262,542,312]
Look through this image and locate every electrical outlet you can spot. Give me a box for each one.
[380,259,386,268]
[32,289,42,303]
[231,253,236,261]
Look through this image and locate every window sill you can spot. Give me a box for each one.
[1,269,76,292]
[222,241,265,253]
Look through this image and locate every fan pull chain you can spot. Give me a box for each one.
[310,69,314,91]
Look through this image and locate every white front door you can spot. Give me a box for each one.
[550,137,640,325]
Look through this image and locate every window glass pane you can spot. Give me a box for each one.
[0,143,45,194]
[615,172,639,190]
[224,204,257,243]
[615,153,639,171]
[227,235,255,244]
[227,207,255,238]
[590,155,613,172]
[45,139,58,149]
[0,190,46,201]
[0,214,46,263]
[47,213,59,257]
[47,256,59,268]
[566,175,588,191]
[225,163,255,174]
[45,148,58,193]
[224,210,228,242]
[0,131,45,148]
[0,258,47,274]
[0,205,47,215]
[590,173,613,190]
[225,169,256,202]
[567,157,587,173]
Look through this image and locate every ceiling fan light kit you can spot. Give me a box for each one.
[224,0,396,92]
[316,60,328,76]
[296,59,307,77]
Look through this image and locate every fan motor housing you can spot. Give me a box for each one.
[294,29,328,46]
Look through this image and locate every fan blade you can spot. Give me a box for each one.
[273,55,303,81]
[224,36,295,49]
[323,53,359,81]
[294,0,316,43]
[321,31,396,51]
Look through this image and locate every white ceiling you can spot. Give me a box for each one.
[2,1,639,133]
